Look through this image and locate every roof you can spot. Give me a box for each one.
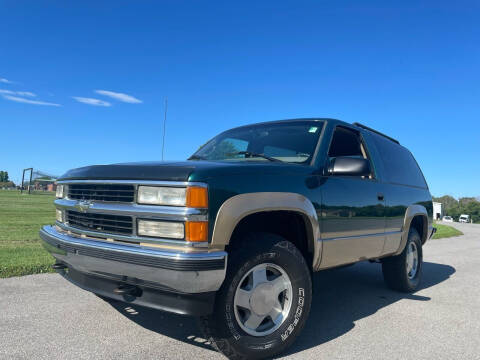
[217,118,401,146]
[221,118,345,133]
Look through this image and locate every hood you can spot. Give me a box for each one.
[59,160,314,182]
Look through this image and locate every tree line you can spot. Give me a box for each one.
[0,171,9,182]
[433,195,480,223]
[0,170,15,188]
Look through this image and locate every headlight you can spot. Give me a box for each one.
[56,209,64,223]
[137,220,184,239]
[137,186,187,206]
[137,186,208,207]
[56,184,64,198]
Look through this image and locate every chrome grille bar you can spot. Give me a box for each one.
[68,184,135,203]
[66,210,133,235]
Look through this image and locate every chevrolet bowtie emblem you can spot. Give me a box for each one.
[76,200,93,213]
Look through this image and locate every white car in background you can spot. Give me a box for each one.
[459,214,470,223]
[442,216,454,222]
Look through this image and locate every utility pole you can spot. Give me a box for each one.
[162,97,168,161]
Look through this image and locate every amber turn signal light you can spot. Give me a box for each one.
[186,186,208,208]
[185,221,208,242]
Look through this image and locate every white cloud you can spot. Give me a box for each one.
[0,89,36,97]
[95,90,142,104]
[0,77,13,84]
[72,96,111,107]
[2,95,61,106]
[17,91,36,97]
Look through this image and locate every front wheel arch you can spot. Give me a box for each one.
[227,210,314,269]
[211,192,321,268]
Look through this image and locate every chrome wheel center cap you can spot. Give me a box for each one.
[249,283,276,316]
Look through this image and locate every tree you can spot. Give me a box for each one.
[0,171,9,182]
[432,195,457,209]
[434,195,480,223]
[459,197,476,206]
[433,194,480,223]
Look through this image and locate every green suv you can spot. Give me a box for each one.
[40,118,434,359]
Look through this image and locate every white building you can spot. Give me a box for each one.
[433,202,443,221]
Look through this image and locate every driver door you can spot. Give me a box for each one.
[319,126,386,268]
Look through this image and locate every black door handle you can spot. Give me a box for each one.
[377,193,384,201]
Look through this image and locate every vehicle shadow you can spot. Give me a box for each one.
[284,261,455,356]
[105,261,455,356]
[105,298,214,351]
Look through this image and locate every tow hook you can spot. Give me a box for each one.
[113,284,141,297]
[51,263,68,270]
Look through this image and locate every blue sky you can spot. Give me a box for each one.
[1,1,479,198]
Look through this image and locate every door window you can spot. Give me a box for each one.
[328,126,373,178]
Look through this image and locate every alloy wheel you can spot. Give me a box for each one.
[406,242,419,279]
[233,263,293,337]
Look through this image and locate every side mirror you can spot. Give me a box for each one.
[328,157,371,177]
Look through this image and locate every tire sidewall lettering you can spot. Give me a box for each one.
[281,287,305,342]
[222,240,311,350]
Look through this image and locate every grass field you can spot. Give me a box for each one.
[433,222,464,239]
[0,190,55,278]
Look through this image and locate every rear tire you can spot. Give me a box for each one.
[199,233,312,360]
[382,228,423,292]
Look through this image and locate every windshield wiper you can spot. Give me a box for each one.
[229,151,283,163]
[188,154,207,160]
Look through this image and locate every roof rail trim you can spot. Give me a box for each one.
[352,122,400,144]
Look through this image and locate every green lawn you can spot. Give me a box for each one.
[433,222,463,239]
[0,189,465,278]
[0,190,55,278]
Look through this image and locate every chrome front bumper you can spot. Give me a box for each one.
[40,225,227,294]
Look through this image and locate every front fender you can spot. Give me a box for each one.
[210,192,321,269]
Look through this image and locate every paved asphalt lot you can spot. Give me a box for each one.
[1,222,479,360]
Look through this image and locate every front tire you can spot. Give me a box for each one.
[199,233,312,360]
[382,228,423,292]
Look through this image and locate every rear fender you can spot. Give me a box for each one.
[393,204,428,255]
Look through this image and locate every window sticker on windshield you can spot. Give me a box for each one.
[308,127,318,133]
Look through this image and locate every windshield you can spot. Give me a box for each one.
[190,121,324,164]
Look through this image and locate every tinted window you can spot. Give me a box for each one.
[327,126,374,178]
[328,126,364,158]
[372,134,427,188]
[264,145,297,157]
[191,121,324,164]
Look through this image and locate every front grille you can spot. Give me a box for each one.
[68,184,135,203]
[66,210,133,235]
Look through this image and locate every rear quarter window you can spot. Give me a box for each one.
[371,134,427,188]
